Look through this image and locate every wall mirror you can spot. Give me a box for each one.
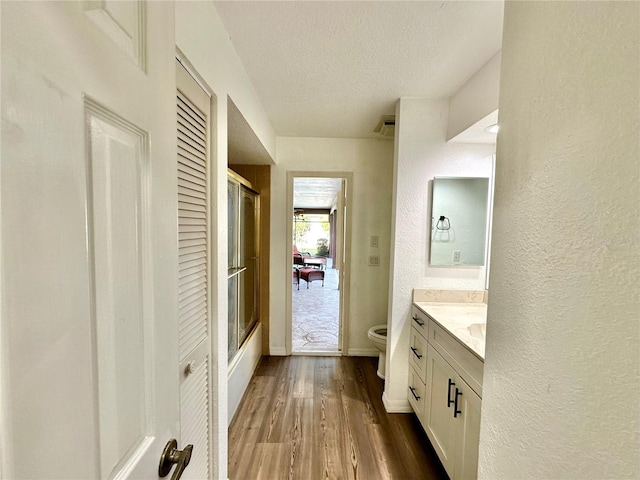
[430,177,490,266]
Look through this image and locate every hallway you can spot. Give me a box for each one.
[228,356,447,480]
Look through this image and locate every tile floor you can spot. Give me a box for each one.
[292,263,340,353]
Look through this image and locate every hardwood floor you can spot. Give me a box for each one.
[228,356,448,480]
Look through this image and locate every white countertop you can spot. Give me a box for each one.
[414,302,487,360]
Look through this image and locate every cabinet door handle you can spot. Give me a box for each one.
[447,378,455,407]
[453,388,463,418]
[412,315,425,327]
[410,346,422,359]
[409,385,421,401]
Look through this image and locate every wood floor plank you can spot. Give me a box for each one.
[253,443,292,480]
[292,356,315,399]
[288,398,319,480]
[229,356,448,480]
[322,394,355,480]
[259,363,295,444]
[366,423,397,480]
[228,376,274,466]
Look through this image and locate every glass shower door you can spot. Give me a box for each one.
[239,187,258,344]
[227,174,259,362]
[228,179,240,361]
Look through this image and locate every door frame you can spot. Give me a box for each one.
[285,171,353,355]
[175,46,218,478]
[175,49,224,480]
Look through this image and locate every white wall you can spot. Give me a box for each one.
[479,2,639,479]
[176,3,276,162]
[175,4,277,479]
[271,137,394,355]
[447,51,501,141]
[384,98,495,411]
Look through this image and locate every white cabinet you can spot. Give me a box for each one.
[408,305,483,480]
[408,368,427,426]
[453,373,482,480]
[408,307,430,429]
[424,345,481,479]
[409,327,428,381]
[424,345,458,475]
[411,307,429,338]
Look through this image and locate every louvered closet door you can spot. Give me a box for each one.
[176,59,212,480]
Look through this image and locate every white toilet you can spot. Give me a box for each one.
[368,324,388,379]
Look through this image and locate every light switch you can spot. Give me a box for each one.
[368,255,380,266]
[370,235,379,248]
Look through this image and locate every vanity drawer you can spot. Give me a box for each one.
[428,320,484,397]
[410,306,429,339]
[408,366,426,426]
[409,327,428,382]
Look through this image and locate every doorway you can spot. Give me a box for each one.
[287,173,352,355]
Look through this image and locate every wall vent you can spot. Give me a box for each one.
[373,115,395,138]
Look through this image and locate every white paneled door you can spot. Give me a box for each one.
[1,2,185,479]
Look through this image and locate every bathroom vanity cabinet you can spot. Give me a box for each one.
[409,303,485,480]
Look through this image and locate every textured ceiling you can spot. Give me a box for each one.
[294,177,343,209]
[215,1,504,139]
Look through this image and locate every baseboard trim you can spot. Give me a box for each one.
[382,391,413,413]
[292,350,341,357]
[347,348,378,357]
[269,346,287,356]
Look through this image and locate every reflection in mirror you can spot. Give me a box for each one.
[430,177,490,266]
